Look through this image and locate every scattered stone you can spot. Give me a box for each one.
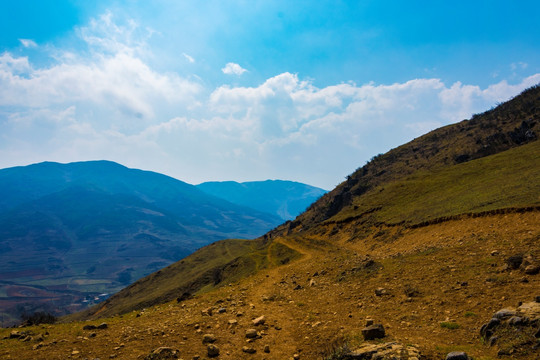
[201,307,213,316]
[9,331,22,339]
[361,324,385,340]
[524,265,540,275]
[309,279,317,287]
[207,344,220,358]
[252,315,266,326]
[83,324,97,330]
[293,354,300,359]
[293,285,303,290]
[32,343,45,350]
[349,342,420,360]
[97,323,108,329]
[218,307,226,313]
[264,345,270,353]
[228,319,238,326]
[491,250,499,256]
[144,347,179,360]
[374,287,389,296]
[365,318,374,326]
[202,334,216,344]
[245,329,258,339]
[242,346,256,354]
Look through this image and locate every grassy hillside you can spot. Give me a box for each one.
[329,139,540,226]
[65,237,300,321]
[292,85,540,228]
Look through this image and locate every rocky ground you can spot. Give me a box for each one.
[1,211,539,359]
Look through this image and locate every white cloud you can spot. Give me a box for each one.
[0,12,539,189]
[183,53,195,63]
[19,39,37,48]
[221,62,247,75]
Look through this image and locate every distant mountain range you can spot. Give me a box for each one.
[0,161,323,325]
[197,180,327,221]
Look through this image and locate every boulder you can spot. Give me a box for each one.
[446,351,469,360]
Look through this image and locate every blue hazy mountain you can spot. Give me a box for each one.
[0,160,283,323]
[197,180,327,221]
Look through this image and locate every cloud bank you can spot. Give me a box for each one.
[1,13,538,189]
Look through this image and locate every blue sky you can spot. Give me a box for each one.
[1,1,539,189]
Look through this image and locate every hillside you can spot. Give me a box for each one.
[0,161,283,325]
[197,180,327,220]
[1,85,539,359]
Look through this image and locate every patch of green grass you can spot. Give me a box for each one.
[439,321,460,330]
[464,311,477,317]
[331,140,540,225]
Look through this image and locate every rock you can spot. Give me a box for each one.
[218,307,226,313]
[144,347,179,360]
[517,301,540,320]
[493,308,516,320]
[535,296,540,303]
[293,285,303,290]
[508,316,527,326]
[361,324,385,340]
[252,315,266,326]
[201,307,213,316]
[264,345,270,353]
[488,336,498,346]
[242,346,256,354]
[524,265,540,275]
[374,287,389,296]
[228,319,238,325]
[309,279,316,287]
[293,354,300,359]
[202,334,216,344]
[9,331,22,339]
[245,329,258,339]
[365,318,374,326]
[32,343,44,350]
[97,323,108,329]
[480,318,500,339]
[348,342,420,359]
[446,351,469,360]
[83,324,97,330]
[207,344,220,358]
[506,255,523,269]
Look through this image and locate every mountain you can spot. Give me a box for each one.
[2,85,540,359]
[196,180,327,220]
[0,160,284,325]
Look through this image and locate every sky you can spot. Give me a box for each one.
[0,1,539,189]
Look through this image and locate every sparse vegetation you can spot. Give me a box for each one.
[440,321,461,330]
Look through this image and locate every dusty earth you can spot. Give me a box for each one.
[1,211,539,359]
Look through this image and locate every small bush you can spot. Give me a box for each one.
[21,311,57,326]
[440,321,460,330]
